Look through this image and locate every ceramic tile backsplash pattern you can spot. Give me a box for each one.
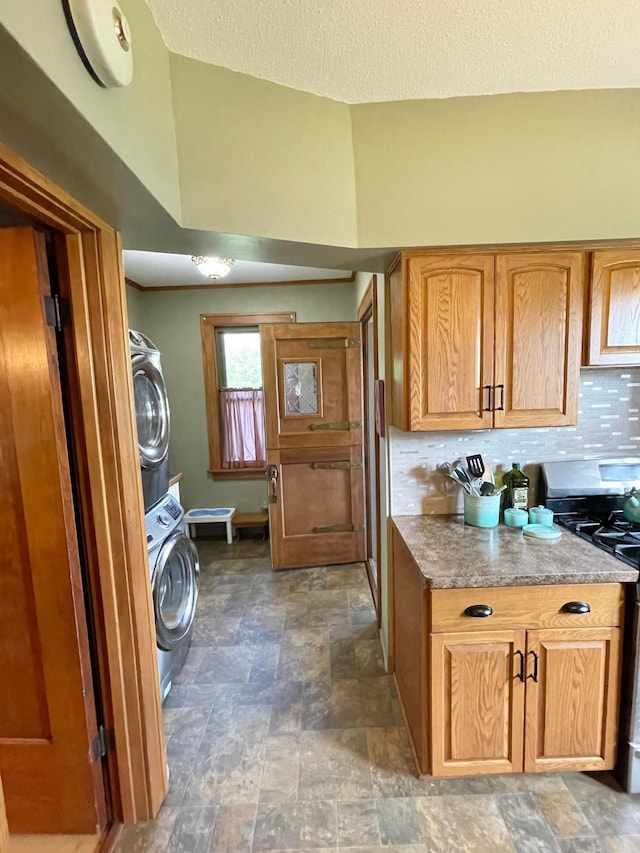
[390,368,640,515]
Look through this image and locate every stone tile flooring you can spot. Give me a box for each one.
[116,540,640,852]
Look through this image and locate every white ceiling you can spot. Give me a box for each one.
[123,250,352,287]
[145,0,640,104]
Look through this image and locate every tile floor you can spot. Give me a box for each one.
[116,539,640,852]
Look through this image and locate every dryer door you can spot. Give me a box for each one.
[153,531,200,650]
[132,352,170,469]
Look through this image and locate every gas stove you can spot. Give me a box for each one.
[540,458,640,571]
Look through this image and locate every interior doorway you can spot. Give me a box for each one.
[358,278,382,624]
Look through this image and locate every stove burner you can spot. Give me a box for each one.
[553,506,640,569]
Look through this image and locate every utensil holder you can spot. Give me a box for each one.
[463,492,500,528]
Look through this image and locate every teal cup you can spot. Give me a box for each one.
[528,506,554,526]
[504,508,529,528]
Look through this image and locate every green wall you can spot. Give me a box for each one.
[133,282,356,512]
[171,57,357,247]
[351,89,640,248]
[125,285,146,333]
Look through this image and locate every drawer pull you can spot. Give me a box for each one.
[464,604,493,618]
[561,601,591,614]
[527,650,539,682]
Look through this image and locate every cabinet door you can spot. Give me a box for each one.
[524,628,621,773]
[431,630,525,776]
[587,250,640,365]
[494,252,584,428]
[407,255,494,430]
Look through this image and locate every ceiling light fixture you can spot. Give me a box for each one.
[191,255,236,280]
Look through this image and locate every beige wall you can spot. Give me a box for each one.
[171,56,357,247]
[352,89,640,247]
[1,0,181,219]
[133,282,357,513]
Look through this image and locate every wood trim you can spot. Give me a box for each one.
[0,141,167,828]
[127,272,356,292]
[0,772,8,852]
[201,312,295,475]
[124,277,144,291]
[168,472,183,487]
[356,276,374,321]
[386,239,640,273]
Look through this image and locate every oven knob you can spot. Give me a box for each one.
[156,512,171,528]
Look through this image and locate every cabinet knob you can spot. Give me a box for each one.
[561,601,591,614]
[464,604,493,618]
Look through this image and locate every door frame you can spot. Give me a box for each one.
[0,143,167,834]
[357,278,382,626]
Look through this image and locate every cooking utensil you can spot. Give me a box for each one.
[454,463,480,495]
[479,481,495,496]
[482,463,495,485]
[466,454,485,477]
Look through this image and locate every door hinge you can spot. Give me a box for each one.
[312,523,365,534]
[91,725,115,761]
[310,461,363,470]
[44,294,71,330]
[309,420,361,431]
[307,338,360,349]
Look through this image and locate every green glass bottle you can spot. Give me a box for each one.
[505,463,529,511]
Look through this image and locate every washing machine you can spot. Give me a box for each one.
[146,493,200,702]
[129,329,170,511]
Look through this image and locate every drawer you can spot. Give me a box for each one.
[430,583,624,632]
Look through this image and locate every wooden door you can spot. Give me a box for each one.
[494,252,584,428]
[524,627,621,773]
[0,227,106,833]
[406,255,495,430]
[430,630,525,777]
[587,250,640,365]
[261,322,365,569]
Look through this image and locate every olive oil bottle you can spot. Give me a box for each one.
[504,463,529,511]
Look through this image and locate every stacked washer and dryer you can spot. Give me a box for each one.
[129,330,200,702]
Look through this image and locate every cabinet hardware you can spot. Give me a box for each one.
[44,294,71,330]
[483,385,493,412]
[527,650,539,682]
[310,461,362,470]
[561,601,591,614]
[495,384,505,411]
[515,650,526,683]
[91,725,114,760]
[463,604,493,618]
[309,420,361,431]
[312,523,364,533]
[307,337,360,349]
[266,465,279,503]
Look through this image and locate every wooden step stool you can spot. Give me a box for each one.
[232,511,269,541]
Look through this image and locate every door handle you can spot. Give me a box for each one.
[266,465,279,503]
[495,384,505,411]
[483,385,493,412]
[463,604,493,618]
[527,650,539,683]
[515,650,526,683]
[561,601,591,614]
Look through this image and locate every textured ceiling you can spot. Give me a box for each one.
[144,0,640,103]
[123,251,352,287]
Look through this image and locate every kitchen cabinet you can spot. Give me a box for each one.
[392,528,623,778]
[388,251,585,430]
[585,249,640,365]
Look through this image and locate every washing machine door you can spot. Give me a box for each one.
[153,531,200,651]
[132,352,170,469]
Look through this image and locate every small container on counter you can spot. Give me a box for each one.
[463,492,500,528]
[528,505,554,527]
[504,507,529,528]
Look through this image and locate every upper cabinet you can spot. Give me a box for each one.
[585,250,640,366]
[389,251,585,431]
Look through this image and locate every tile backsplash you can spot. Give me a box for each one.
[390,367,640,516]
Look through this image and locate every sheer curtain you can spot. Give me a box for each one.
[219,389,266,469]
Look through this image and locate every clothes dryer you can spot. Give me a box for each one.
[145,493,200,702]
[129,329,170,511]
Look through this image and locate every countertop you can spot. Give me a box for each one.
[392,514,639,589]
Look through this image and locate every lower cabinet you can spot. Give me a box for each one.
[391,530,625,778]
[431,626,621,776]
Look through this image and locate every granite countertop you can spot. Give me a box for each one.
[392,514,639,589]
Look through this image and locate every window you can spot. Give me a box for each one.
[201,312,295,477]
